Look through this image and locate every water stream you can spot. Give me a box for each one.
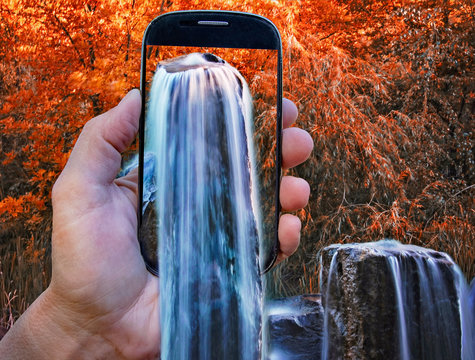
[144,53,262,359]
[320,252,338,360]
[385,243,473,360]
[387,256,410,360]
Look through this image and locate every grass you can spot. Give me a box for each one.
[1,232,51,330]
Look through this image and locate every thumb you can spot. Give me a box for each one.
[61,89,141,186]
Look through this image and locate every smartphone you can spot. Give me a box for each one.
[138,11,282,358]
[139,10,282,277]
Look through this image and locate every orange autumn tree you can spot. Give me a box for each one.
[1,0,473,323]
[0,0,161,323]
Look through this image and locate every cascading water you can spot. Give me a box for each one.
[320,251,337,360]
[143,53,262,359]
[320,240,474,360]
[385,244,473,360]
[387,256,410,360]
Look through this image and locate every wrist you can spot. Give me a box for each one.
[0,289,118,359]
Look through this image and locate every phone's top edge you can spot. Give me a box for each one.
[142,10,282,51]
[151,9,275,23]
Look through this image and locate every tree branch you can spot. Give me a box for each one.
[53,14,87,69]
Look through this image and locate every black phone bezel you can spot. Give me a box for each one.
[138,10,283,275]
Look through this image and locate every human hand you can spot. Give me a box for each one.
[0,90,312,359]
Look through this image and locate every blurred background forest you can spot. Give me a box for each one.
[1,0,473,328]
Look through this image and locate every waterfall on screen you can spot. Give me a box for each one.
[144,53,262,360]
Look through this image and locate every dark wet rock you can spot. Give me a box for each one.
[266,294,323,359]
[139,200,158,273]
[0,326,8,340]
[320,240,464,360]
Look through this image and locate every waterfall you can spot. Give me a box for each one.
[320,251,338,360]
[320,240,474,360]
[385,244,473,359]
[387,256,411,360]
[143,53,262,359]
[453,265,474,360]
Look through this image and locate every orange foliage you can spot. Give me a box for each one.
[0,0,473,311]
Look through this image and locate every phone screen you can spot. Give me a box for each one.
[139,45,280,275]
